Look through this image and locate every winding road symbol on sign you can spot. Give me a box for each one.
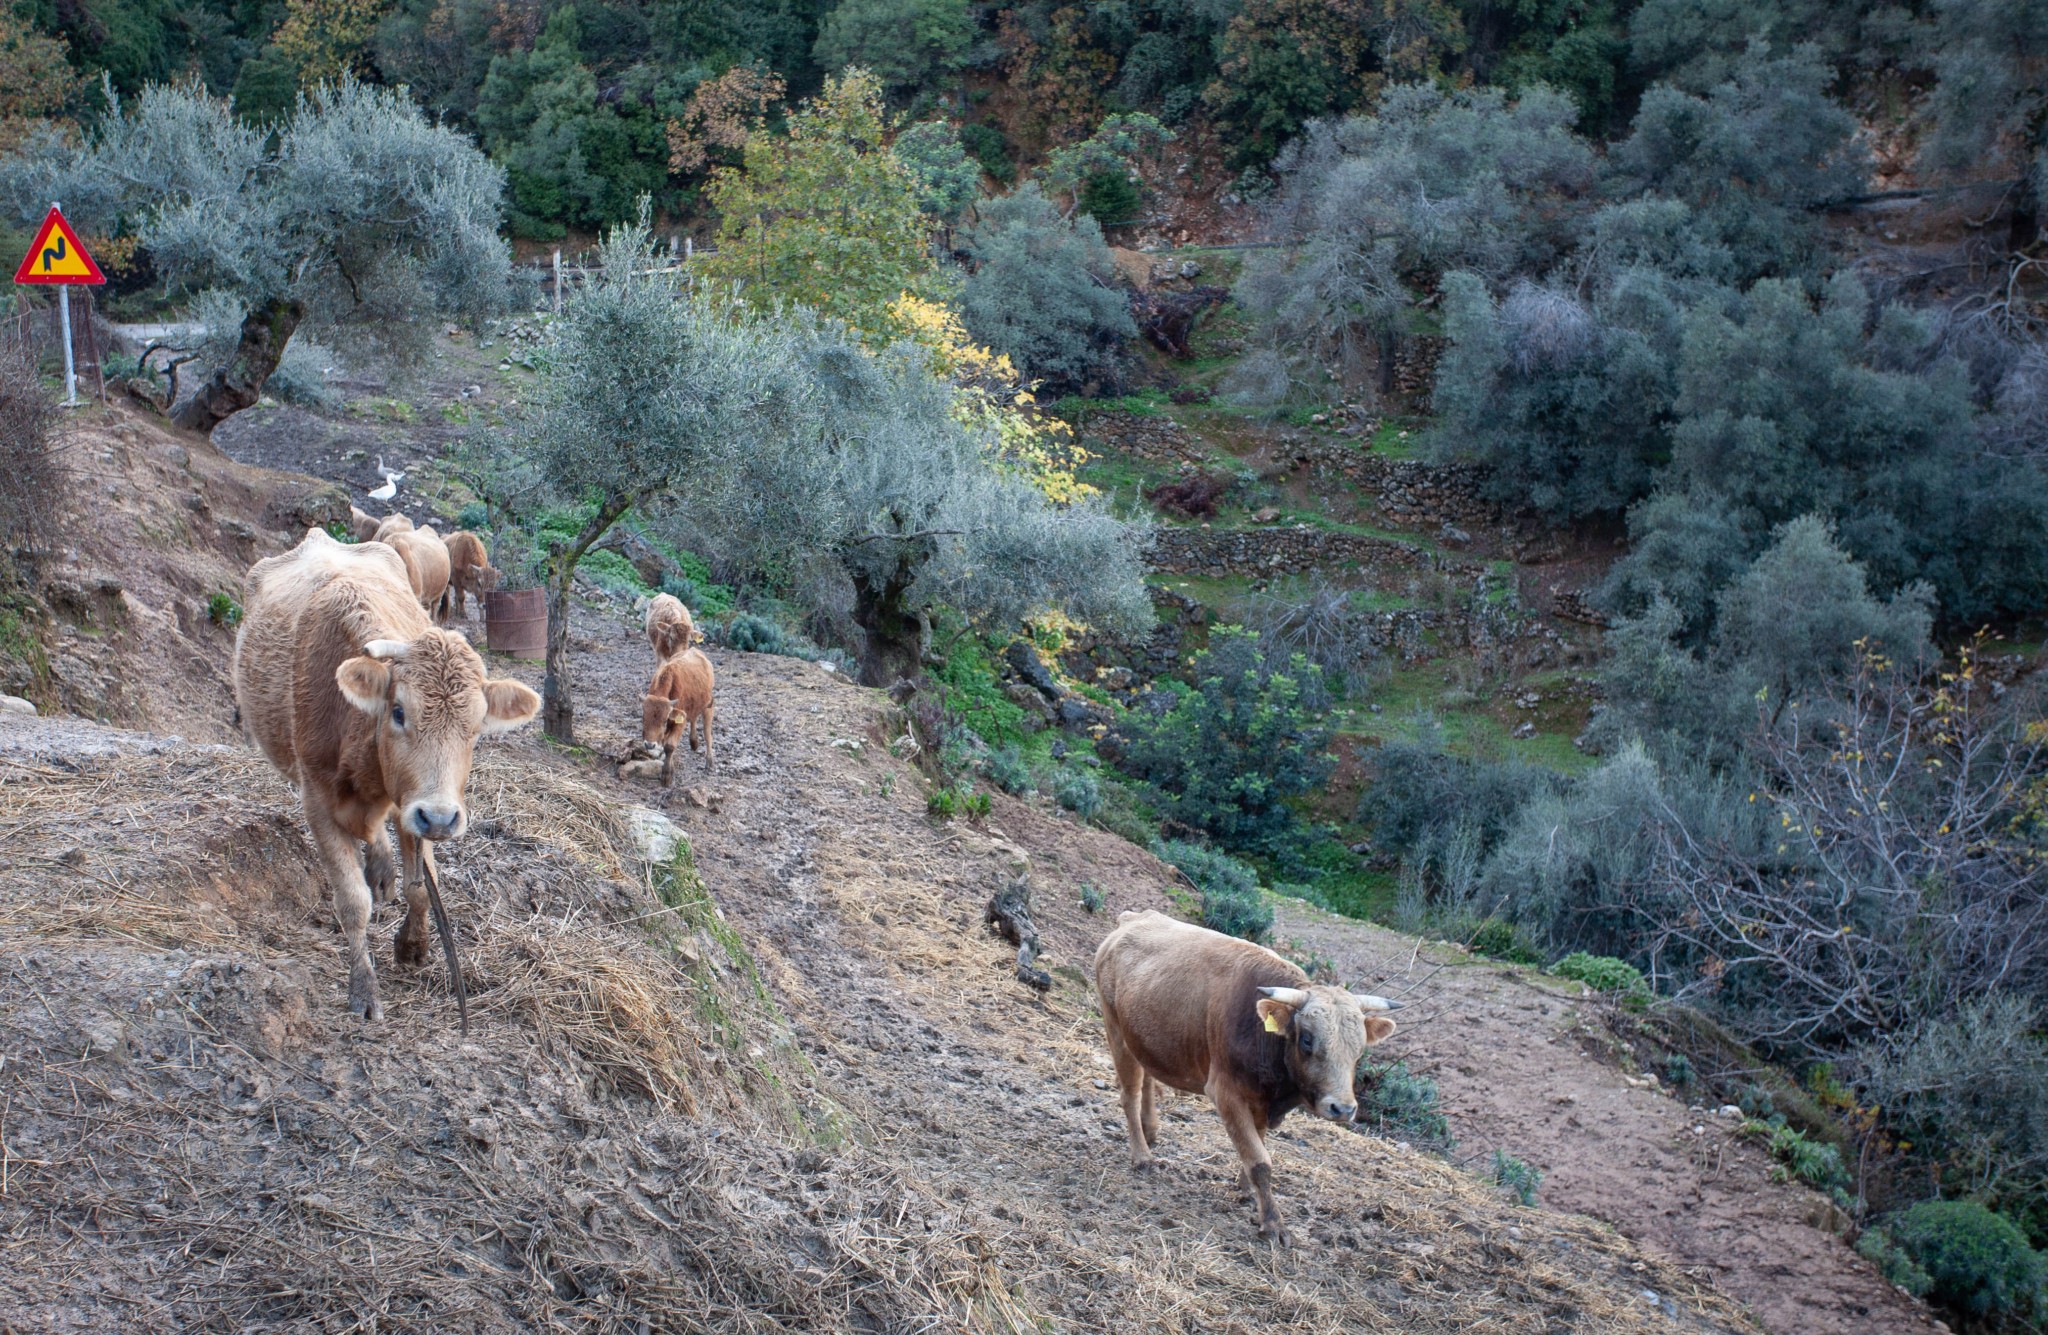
[13,205,106,285]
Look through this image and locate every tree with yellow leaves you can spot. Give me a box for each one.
[702,69,936,331]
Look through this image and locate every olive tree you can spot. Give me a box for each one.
[677,320,1151,687]
[526,222,803,741]
[958,183,1136,390]
[2,78,510,433]
[1235,83,1592,400]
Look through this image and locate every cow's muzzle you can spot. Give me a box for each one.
[1321,1098,1357,1122]
[406,802,465,840]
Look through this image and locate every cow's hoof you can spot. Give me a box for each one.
[1130,1157,1154,1174]
[348,964,383,1020]
[394,921,429,966]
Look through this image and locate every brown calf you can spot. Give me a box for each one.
[644,593,701,661]
[641,647,714,784]
[233,529,539,1019]
[440,530,499,621]
[1093,910,1400,1243]
[350,506,383,543]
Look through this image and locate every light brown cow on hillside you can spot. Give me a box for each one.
[641,647,714,783]
[644,593,701,661]
[233,528,539,1019]
[371,513,414,545]
[386,526,452,620]
[350,506,383,543]
[1094,910,1401,1243]
[440,530,498,621]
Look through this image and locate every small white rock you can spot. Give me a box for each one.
[0,694,36,716]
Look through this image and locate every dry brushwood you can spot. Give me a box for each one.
[984,878,1052,991]
[1145,470,1232,519]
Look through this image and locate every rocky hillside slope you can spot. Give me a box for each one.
[0,400,1940,1333]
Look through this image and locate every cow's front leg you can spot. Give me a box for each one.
[1213,1088,1285,1244]
[660,740,677,787]
[363,826,396,908]
[307,801,380,1020]
[393,827,433,966]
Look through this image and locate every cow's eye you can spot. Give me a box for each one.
[390,703,406,728]
[1298,1030,1315,1056]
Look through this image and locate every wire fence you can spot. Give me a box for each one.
[3,288,107,402]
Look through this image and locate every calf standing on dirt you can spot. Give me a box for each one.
[233,528,540,1019]
[644,592,701,661]
[642,648,714,783]
[439,530,498,621]
[1094,910,1401,1243]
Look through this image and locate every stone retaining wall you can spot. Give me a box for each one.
[1146,524,1487,580]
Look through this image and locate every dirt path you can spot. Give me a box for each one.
[1274,903,1944,1335]
[476,603,1759,1332]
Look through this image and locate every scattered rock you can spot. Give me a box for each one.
[984,878,1052,992]
[1251,506,1281,523]
[617,758,664,781]
[1512,721,1536,739]
[682,786,721,812]
[0,694,37,716]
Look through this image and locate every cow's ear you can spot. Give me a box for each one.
[1255,997,1297,1035]
[336,657,391,716]
[481,678,541,735]
[1363,1015,1397,1045]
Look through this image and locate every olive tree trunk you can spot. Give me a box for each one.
[169,297,306,434]
[845,532,936,689]
[542,492,636,743]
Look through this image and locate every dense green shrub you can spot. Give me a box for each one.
[958,184,1136,390]
[1356,1058,1454,1152]
[1119,627,1334,851]
[983,744,1035,795]
[722,612,790,656]
[1052,765,1102,819]
[812,0,972,97]
[1492,1150,1543,1205]
[1866,1201,2046,1319]
[1156,839,1272,942]
[1552,951,1648,998]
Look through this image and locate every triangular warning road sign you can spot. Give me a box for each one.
[14,207,106,285]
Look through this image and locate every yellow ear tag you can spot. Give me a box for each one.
[1262,1008,1286,1034]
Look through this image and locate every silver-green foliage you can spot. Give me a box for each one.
[958,183,1136,388]
[7,78,510,373]
[1233,83,1593,402]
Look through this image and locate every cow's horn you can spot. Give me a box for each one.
[1352,992,1405,1011]
[1256,986,1309,1007]
[364,639,410,660]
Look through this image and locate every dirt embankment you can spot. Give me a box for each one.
[0,402,1937,1332]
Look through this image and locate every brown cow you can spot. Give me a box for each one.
[371,513,414,545]
[350,506,383,543]
[644,593,701,661]
[386,526,452,620]
[1093,910,1401,1243]
[641,647,714,783]
[233,529,539,1019]
[440,530,498,621]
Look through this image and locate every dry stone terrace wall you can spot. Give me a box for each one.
[1146,523,1487,581]
[1077,409,1510,535]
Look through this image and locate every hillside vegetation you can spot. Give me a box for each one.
[1,0,2045,1327]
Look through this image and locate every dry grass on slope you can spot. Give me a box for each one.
[0,689,1753,1333]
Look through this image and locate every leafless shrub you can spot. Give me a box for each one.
[1236,582,1384,695]
[0,344,65,556]
[1499,281,1595,374]
[1645,643,2048,1058]
[1144,469,1232,519]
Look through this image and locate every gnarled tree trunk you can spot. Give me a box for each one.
[846,531,935,689]
[169,297,306,434]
